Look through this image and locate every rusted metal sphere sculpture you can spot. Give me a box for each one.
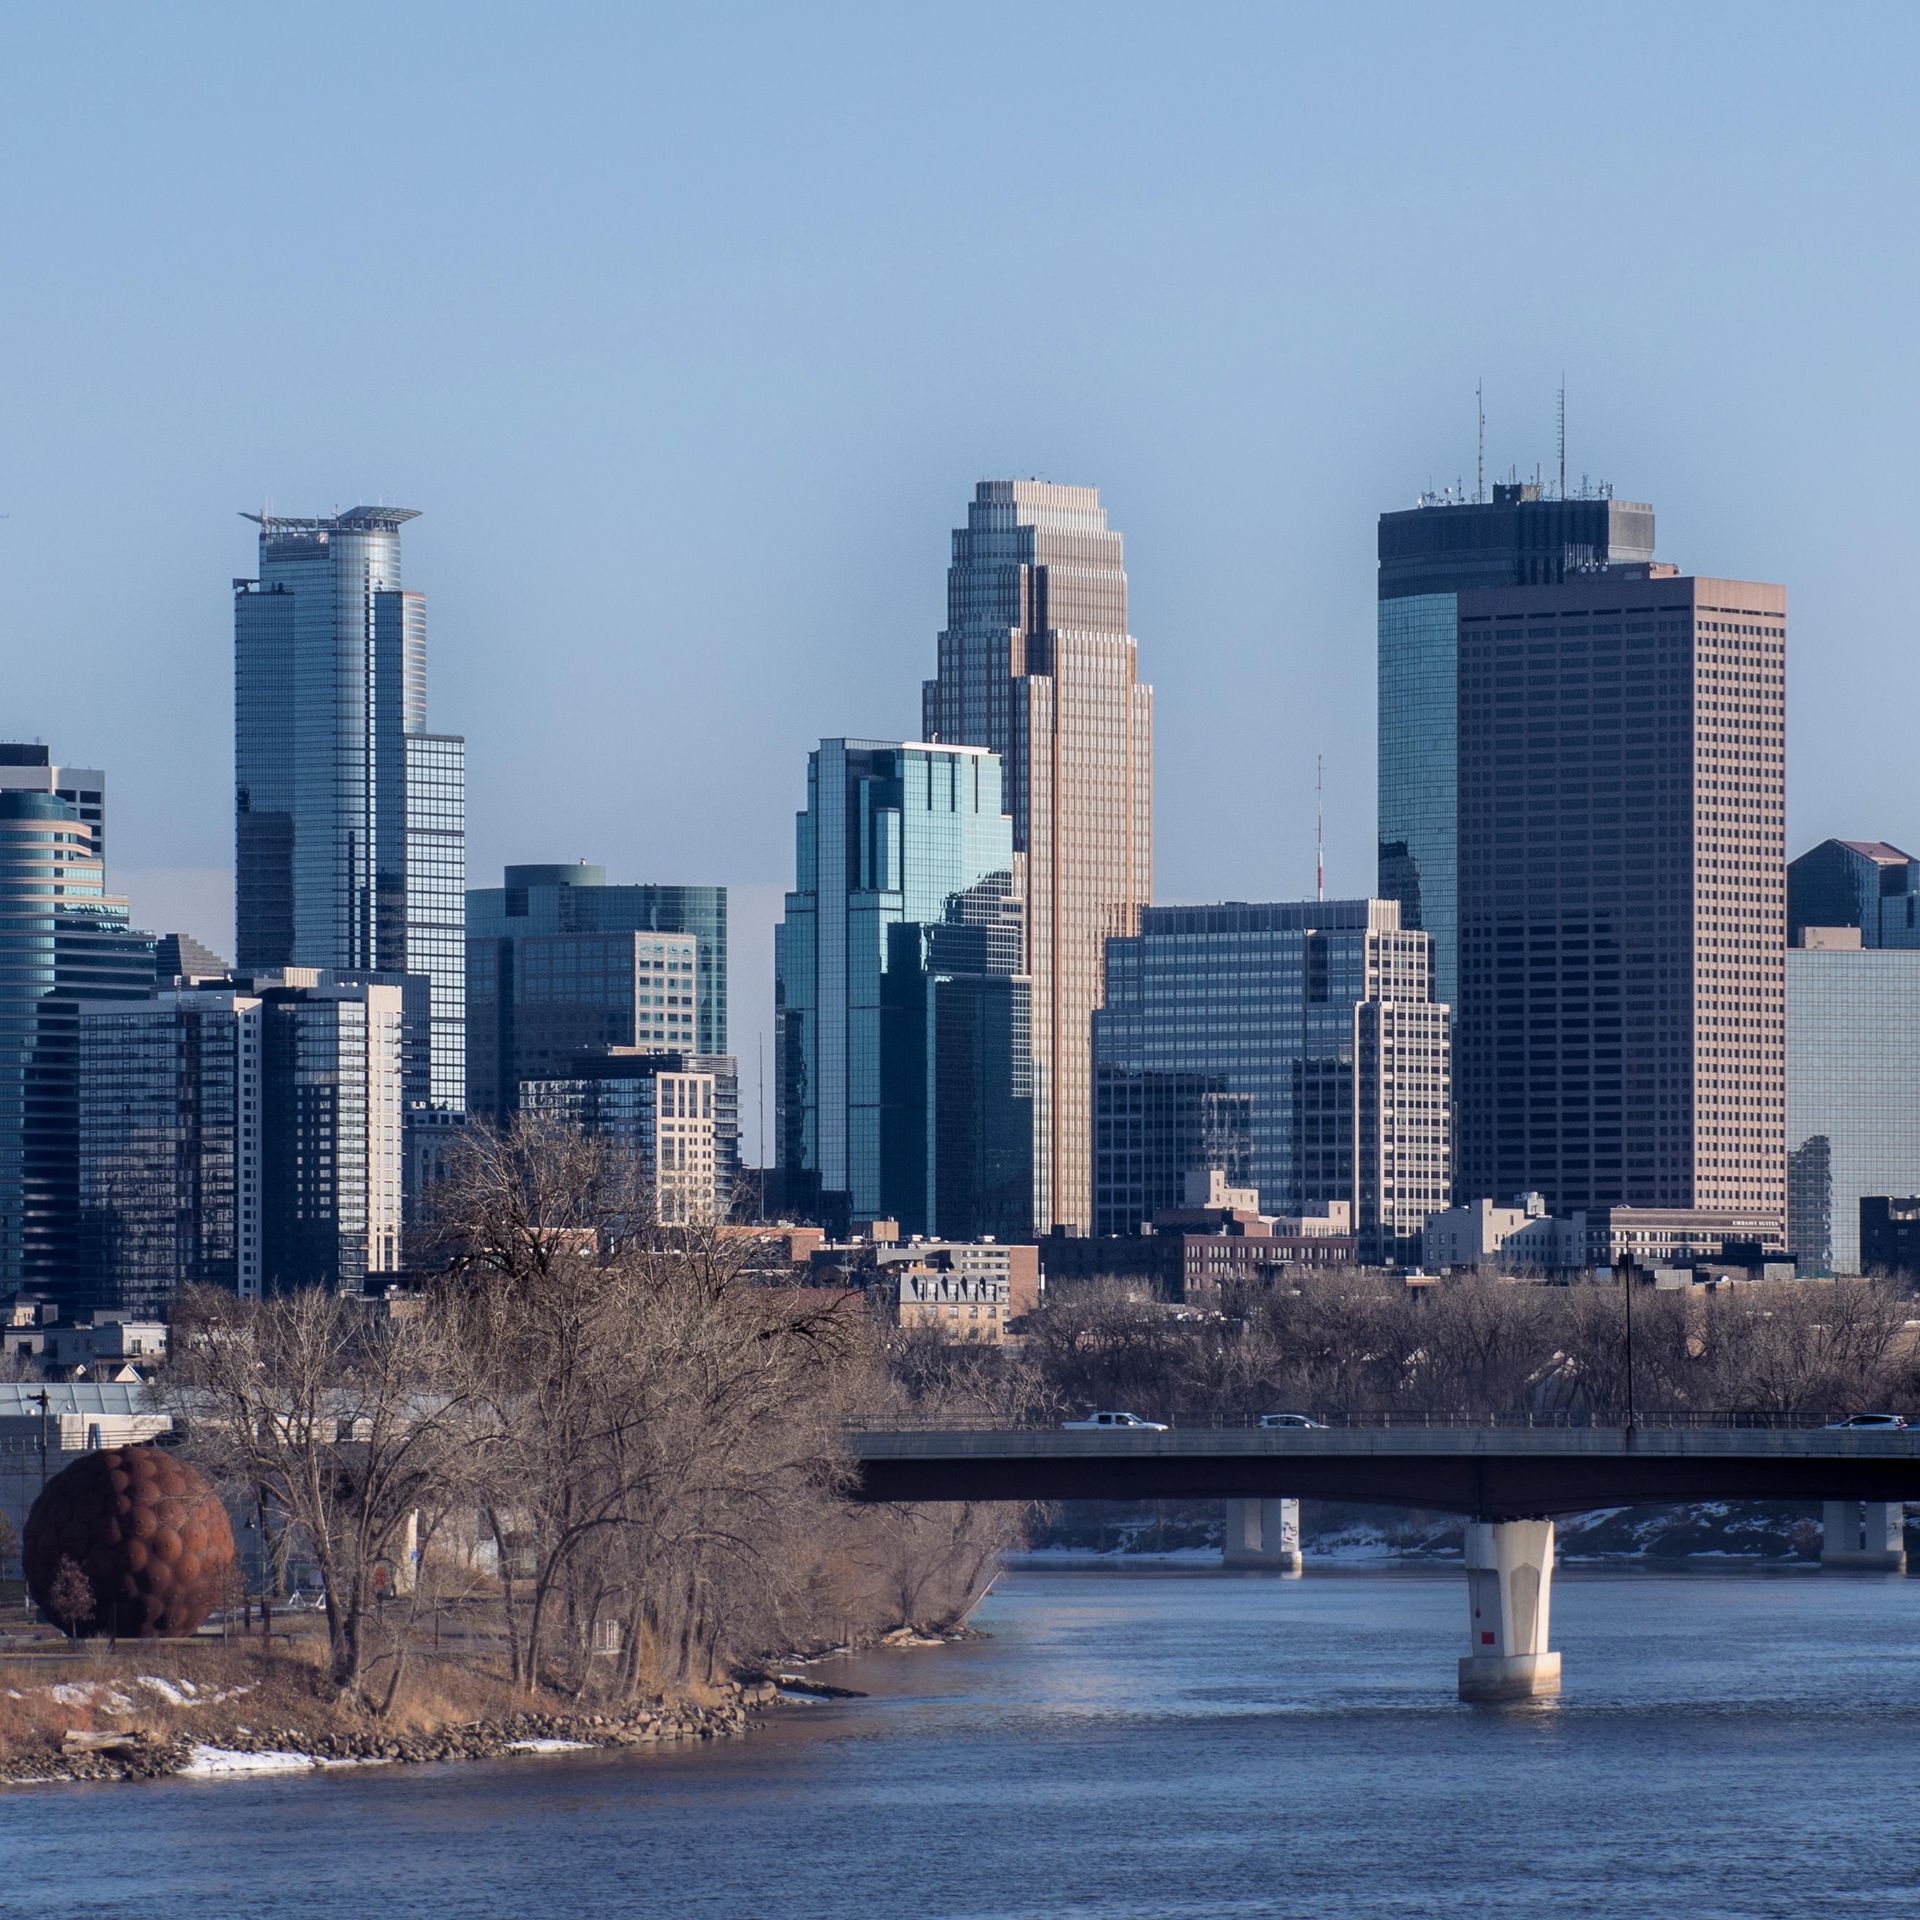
[23,1444,236,1638]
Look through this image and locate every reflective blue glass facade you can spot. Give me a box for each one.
[776,740,1031,1238]
[0,789,154,1299]
[1787,839,1920,949]
[1377,592,1460,1008]
[1786,946,1920,1273]
[1376,486,1657,1019]
[235,508,465,1115]
[465,867,735,1209]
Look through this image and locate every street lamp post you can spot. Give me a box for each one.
[1614,1250,1637,1435]
[32,1388,49,1490]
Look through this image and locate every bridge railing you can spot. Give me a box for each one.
[847,1407,1857,1434]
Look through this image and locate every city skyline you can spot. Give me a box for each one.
[9,9,1920,1175]
[0,464,1891,1181]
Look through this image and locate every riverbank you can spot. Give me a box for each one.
[0,1644,769,1789]
[0,1621,986,1790]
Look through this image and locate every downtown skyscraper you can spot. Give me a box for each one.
[776,739,1032,1241]
[234,507,466,1115]
[922,482,1152,1236]
[0,746,153,1298]
[1452,568,1787,1231]
[1378,482,1655,1007]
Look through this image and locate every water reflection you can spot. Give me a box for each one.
[3,1566,1917,1920]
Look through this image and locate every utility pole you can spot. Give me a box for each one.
[33,1388,49,1489]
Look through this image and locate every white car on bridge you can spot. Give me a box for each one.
[1060,1410,1169,1432]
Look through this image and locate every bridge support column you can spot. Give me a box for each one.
[1459,1519,1560,1703]
[1221,1497,1302,1573]
[1821,1501,1907,1571]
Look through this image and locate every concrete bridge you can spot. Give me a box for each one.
[848,1424,1919,1702]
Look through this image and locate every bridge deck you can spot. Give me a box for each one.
[847,1427,1920,1518]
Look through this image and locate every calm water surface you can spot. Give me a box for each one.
[3,1565,1918,1919]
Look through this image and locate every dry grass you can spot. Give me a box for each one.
[0,1636,559,1764]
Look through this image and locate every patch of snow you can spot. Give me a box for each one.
[180,1745,316,1778]
[137,1676,249,1707]
[48,1684,93,1708]
[315,1755,394,1769]
[505,1737,594,1753]
[775,1688,828,1705]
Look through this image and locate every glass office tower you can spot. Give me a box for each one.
[1787,937,1920,1273]
[257,974,406,1293]
[234,507,465,1115]
[79,988,264,1313]
[1787,839,1920,949]
[1378,484,1655,1009]
[776,740,1032,1239]
[466,865,735,1208]
[923,482,1152,1236]
[1092,899,1450,1263]
[0,785,154,1299]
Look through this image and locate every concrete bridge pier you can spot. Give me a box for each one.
[1459,1518,1561,1703]
[1221,1497,1302,1573]
[1820,1500,1907,1570]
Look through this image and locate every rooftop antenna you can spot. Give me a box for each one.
[1475,379,1485,503]
[1315,754,1325,903]
[1557,378,1567,499]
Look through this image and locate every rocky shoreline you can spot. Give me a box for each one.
[1,1627,988,1790]
[1,1683,773,1789]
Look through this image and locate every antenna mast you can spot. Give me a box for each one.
[1557,377,1566,498]
[1315,754,1325,903]
[1476,379,1485,503]
[757,1033,767,1218]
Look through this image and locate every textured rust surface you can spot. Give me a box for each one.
[23,1445,236,1638]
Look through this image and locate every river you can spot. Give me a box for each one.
[4,1564,1918,1919]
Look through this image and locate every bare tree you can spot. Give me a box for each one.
[165,1283,473,1697]
[428,1118,873,1697]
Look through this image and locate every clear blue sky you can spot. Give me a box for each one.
[4,3,1918,1153]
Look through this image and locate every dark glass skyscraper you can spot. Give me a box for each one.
[465,865,735,1206]
[257,973,406,1293]
[1092,899,1450,1262]
[776,740,1031,1239]
[0,770,154,1298]
[234,508,465,1114]
[79,987,263,1312]
[1787,839,1920,948]
[923,482,1152,1235]
[1378,483,1655,1008]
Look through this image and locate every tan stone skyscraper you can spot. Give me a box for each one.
[923,481,1153,1234]
[1453,567,1786,1232]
